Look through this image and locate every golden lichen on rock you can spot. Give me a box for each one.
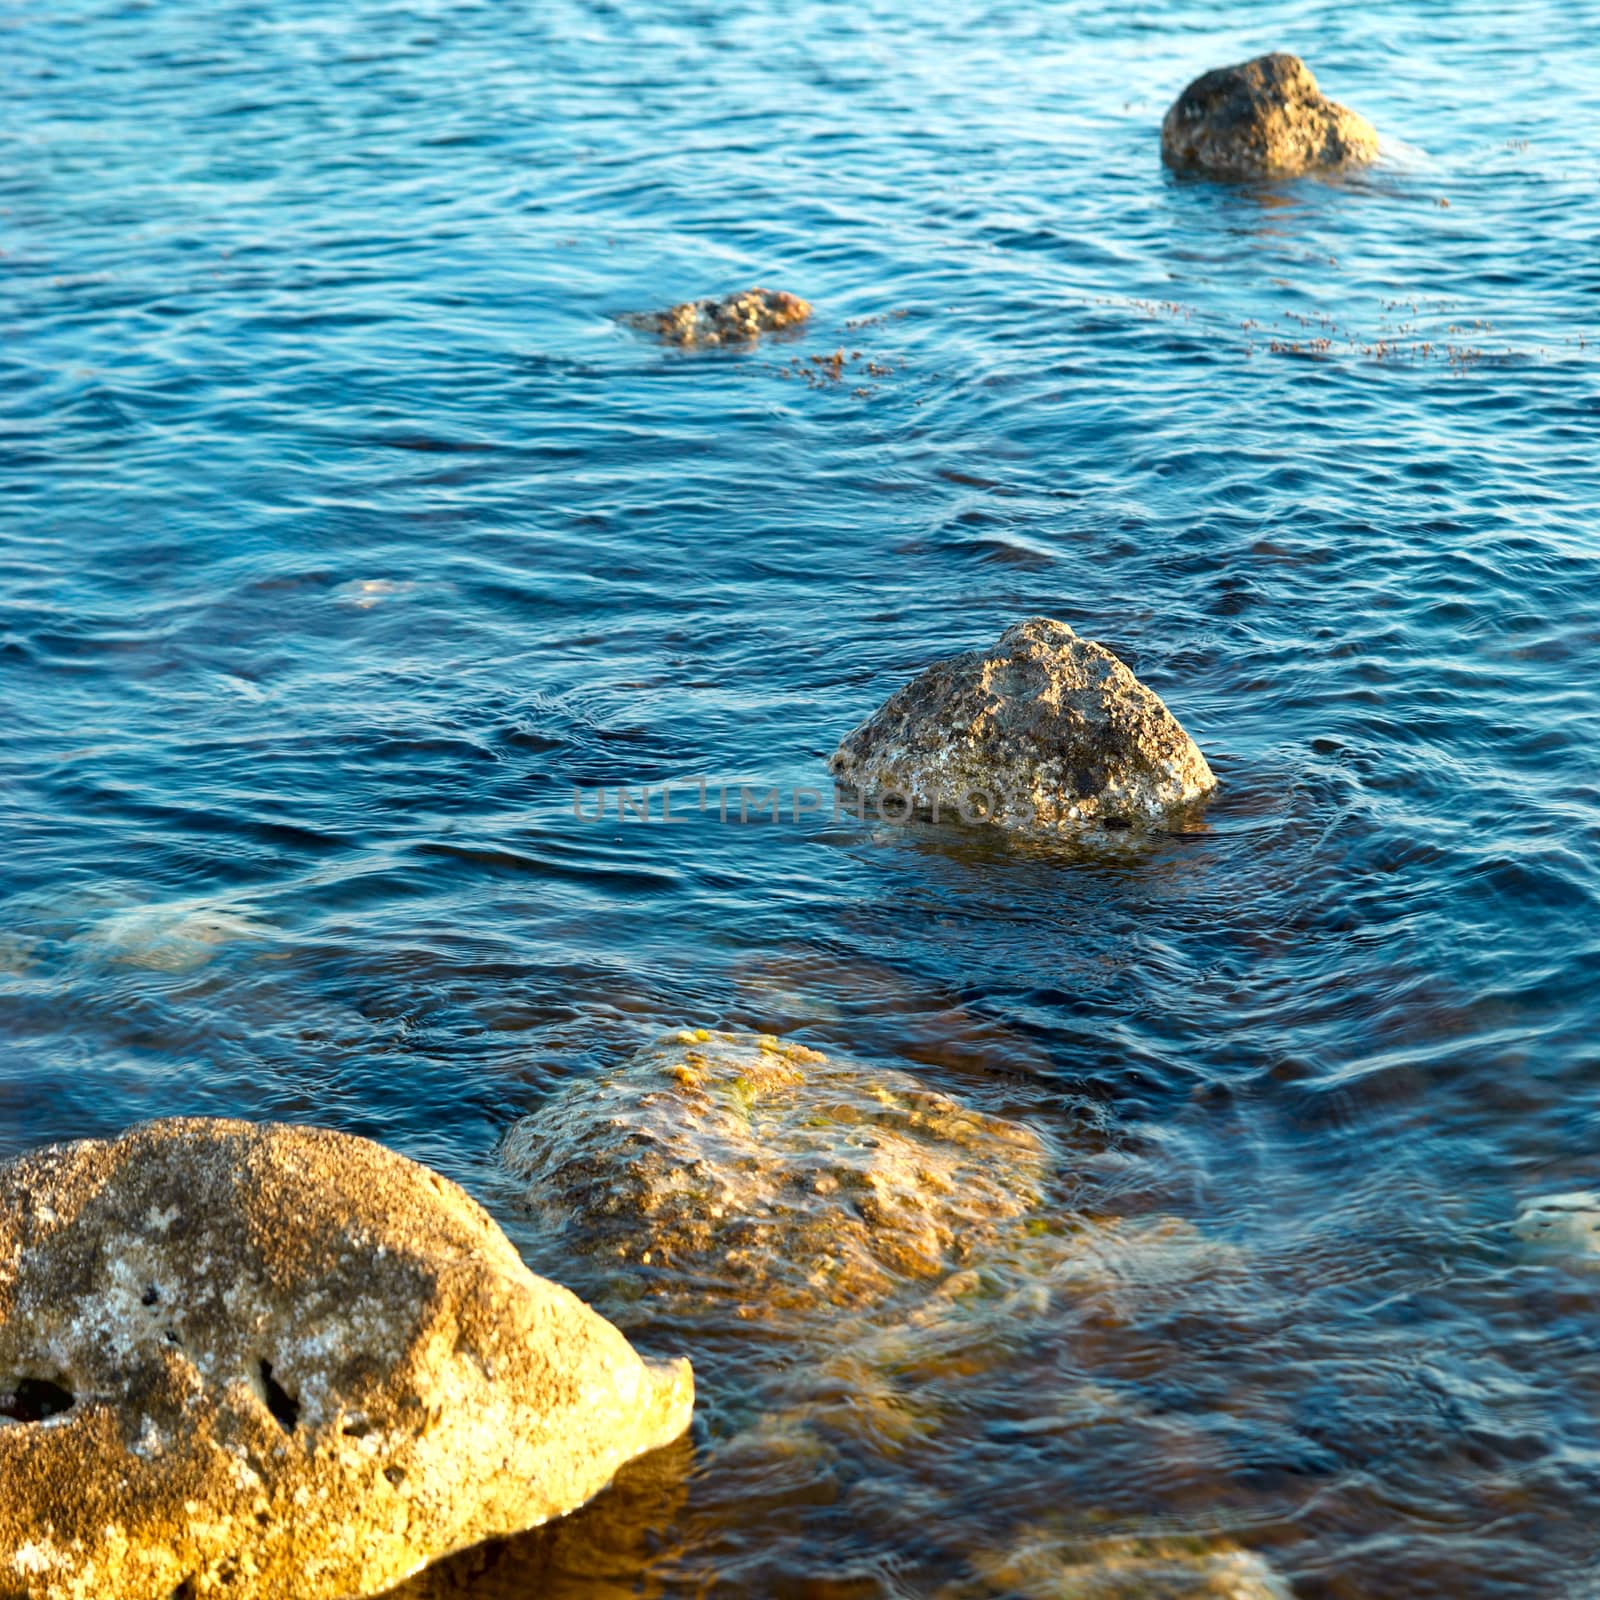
[501,1029,1052,1318]
[828,617,1216,834]
[0,1119,692,1600]
[623,288,812,348]
[1161,53,1378,179]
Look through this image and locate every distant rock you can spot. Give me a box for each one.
[1161,53,1378,179]
[1514,1190,1600,1264]
[0,1119,692,1600]
[623,288,812,347]
[502,1029,1051,1319]
[828,617,1216,833]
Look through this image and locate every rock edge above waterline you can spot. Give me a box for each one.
[1161,53,1378,179]
[0,1118,692,1600]
[828,617,1216,834]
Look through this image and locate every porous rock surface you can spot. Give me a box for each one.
[1161,53,1378,179]
[0,1119,693,1600]
[624,288,812,347]
[502,1029,1051,1317]
[828,617,1215,832]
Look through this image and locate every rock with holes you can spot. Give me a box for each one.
[622,288,812,347]
[1514,1191,1600,1264]
[0,1119,693,1600]
[502,1029,1051,1319]
[829,618,1216,834]
[1161,53,1378,179]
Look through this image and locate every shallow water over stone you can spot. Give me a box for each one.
[5,0,1600,1594]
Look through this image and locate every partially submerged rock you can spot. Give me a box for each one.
[0,1119,692,1600]
[623,288,812,348]
[829,617,1216,833]
[502,1029,1050,1317]
[1161,53,1378,179]
[1514,1190,1600,1264]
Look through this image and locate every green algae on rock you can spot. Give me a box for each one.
[829,618,1216,834]
[0,1119,692,1600]
[623,288,812,348]
[1161,54,1378,180]
[501,1029,1051,1318]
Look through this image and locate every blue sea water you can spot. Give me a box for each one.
[4,0,1600,1593]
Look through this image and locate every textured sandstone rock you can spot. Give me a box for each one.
[502,1029,1051,1318]
[623,288,812,347]
[828,618,1215,833]
[0,1119,692,1600]
[1514,1190,1600,1263]
[387,1434,693,1598]
[1161,54,1378,179]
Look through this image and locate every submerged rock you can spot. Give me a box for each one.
[1161,53,1378,179]
[623,288,812,348]
[0,886,271,978]
[78,901,272,974]
[959,1531,1291,1599]
[0,933,33,977]
[0,1119,692,1600]
[502,1029,1051,1317]
[1513,1190,1600,1264]
[828,617,1216,833]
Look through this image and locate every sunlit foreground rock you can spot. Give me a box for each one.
[1161,53,1378,179]
[623,287,812,347]
[502,1029,1051,1318]
[0,1119,693,1600]
[829,618,1216,833]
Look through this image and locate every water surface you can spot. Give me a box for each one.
[4,0,1600,1594]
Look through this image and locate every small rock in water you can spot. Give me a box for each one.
[1161,53,1379,179]
[502,1029,1051,1317]
[958,1531,1291,1599]
[0,933,33,977]
[623,288,812,348]
[334,577,417,608]
[78,901,272,974]
[829,617,1216,834]
[0,1119,692,1600]
[1513,1190,1600,1263]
